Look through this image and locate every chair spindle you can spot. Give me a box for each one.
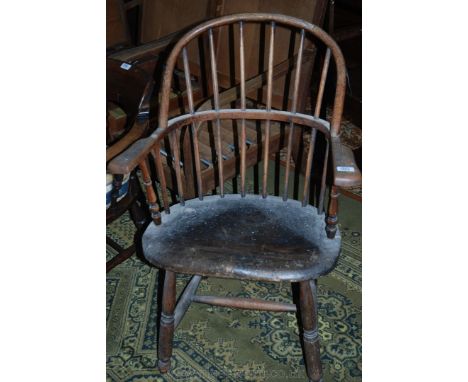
[139,158,161,224]
[239,21,247,197]
[208,28,224,197]
[262,21,276,198]
[169,130,185,205]
[314,48,331,117]
[302,48,331,206]
[182,47,203,200]
[151,147,170,214]
[283,29,305,201]
[318,140,329,214]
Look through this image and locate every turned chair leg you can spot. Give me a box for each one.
[158,270,176,373]
[298,279,323,382]
[326,186,339,239]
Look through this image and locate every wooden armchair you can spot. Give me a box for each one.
[108,13,361,381]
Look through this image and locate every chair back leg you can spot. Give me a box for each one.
[158,271,176,373]
[299,279,323,382]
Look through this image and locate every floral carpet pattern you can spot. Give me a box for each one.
[106,190,361,381]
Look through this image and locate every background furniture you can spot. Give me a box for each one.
[107,0,132,52]
[108,13,361,381]
[106,58,154,272]
[327,0,361,127]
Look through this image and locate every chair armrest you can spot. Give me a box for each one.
[330,135,361,188]
[107,135,157,175]
[106,119,149,162]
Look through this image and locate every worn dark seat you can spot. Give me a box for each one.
[143,194,341,282]
[108,13,361,382]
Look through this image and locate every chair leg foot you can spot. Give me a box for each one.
[325,223,337,239]
[158,359,171,373]
[299,280,323,382]
[158,271,176,374]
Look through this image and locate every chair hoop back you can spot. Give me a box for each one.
[108,13,350,227]
[157,13,346,136]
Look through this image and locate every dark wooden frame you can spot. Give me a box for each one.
[108,13,361,381]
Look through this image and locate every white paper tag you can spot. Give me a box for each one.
[120,62,132,70]
[337,166,355,173]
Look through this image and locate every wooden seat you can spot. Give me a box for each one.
[108,13,361,382]
[143,194,341,282]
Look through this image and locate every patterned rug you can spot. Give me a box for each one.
[107,173,361,381]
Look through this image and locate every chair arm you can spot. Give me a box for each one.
[330,135,361,188]
[107,135,158,175]
[106,119,149,162]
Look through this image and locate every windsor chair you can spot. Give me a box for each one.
[108,13,361,382]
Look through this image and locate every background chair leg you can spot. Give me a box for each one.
[106,237,135,273]
[299,279,323,382]
[129,199,148,229]
[158,270,176,373]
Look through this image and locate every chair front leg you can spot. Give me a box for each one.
[158,270,176,373]
[298,280,323,382]
[326,185,339,239]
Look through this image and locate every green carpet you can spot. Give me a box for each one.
[107,167,362,381]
